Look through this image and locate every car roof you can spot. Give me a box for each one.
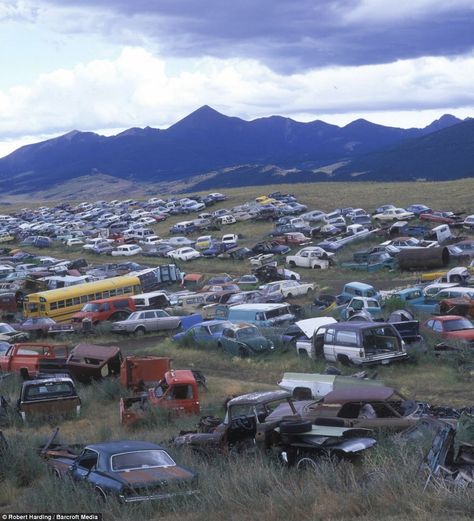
[87,440,163,455]
[229,303,289,310]
[228,390,291,407]
[343,282,375,290]
[319,321,393,331]
[323,386,396,404]
[429,315,467,321]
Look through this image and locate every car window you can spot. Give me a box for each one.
[335,330,358,346]
[432,321,443,332]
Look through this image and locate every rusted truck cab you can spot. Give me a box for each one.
[0,343,70,378]
[119,356,172,392]
[120,369,200,425]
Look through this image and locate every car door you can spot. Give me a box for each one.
[70,449,99,482]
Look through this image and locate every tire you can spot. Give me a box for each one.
[312,265,321,269]
[289,261,296,268]
[134,326,146,337]
[95,487,107,503]
[287,293,293,298]
[238,347,249,358]
[217,342,222,349]
[280,419,312,434]
[337,354,351,366]
[290,275,297,280]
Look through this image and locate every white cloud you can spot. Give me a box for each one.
[0,0,37,21]
[343,0,474,23]
[0,47,473,155]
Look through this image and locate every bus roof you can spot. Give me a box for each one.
[25,275,140,301]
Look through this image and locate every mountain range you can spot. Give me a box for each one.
[0,106,472,194]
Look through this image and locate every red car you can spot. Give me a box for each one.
[273,232,312,246]
[419,211,457,224]
[422,315,474,347]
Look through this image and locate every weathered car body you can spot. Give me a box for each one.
[41,436,198,503]
[267,386,425,432]
[173,390,376,467]
[66,344,123,383]
[218,323,274,357]
[18,376,81,422]
[120,369,200,425]
[0,343,71,378]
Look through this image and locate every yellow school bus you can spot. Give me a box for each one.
[23,275,142,322]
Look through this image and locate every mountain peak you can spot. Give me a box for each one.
[422,114,462,133]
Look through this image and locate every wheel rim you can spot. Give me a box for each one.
[297,457,319,471]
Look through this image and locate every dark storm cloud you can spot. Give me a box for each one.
[41,1,474,71]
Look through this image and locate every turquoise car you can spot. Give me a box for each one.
[218,323,275,357]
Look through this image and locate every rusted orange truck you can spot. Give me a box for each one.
[119,357,200,426]
[0,343,70,378]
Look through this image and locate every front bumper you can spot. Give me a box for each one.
[119,489,198,503]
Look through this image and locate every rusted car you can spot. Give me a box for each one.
[120,369,200,426]
[66,343,122,383]
[439,297,474,319]
[266,386,462,432]
[17,376,81,422]
[173,390,376,466]
[40,431,198,503]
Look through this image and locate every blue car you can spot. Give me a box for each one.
[43,438,198,503]
[173,320,233,348]
[405,204,432,216]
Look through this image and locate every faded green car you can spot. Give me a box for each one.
[217,323,274,357]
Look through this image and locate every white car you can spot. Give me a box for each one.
[167,247,201,261]
[260,280,314,298]
[111,244,143,256]
[82,238,113,250]
[65,238,84,247]
[373,208,415,221]
[139,235,162,246]
[222,234,238,245]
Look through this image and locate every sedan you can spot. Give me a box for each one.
[112,309,182,335]
[42,439,198,503]
[372,208,415,221]
[405,204,432,216]
[422,315,474,347]
[167,247,201,261]
[419,211,457,224]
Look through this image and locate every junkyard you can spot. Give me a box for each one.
[0,181,473,521]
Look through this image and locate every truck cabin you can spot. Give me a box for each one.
[223,390,296,443]
[66,344,122,383]
[152,370,198,402]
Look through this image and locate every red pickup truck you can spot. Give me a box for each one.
[0,343,70,378]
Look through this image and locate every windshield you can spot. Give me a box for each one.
[0,324,15,333]
[24,381,75,401]
[111,450,176,471]
[236,327,259,338]
[127,312,141,320]
[209,323,228,333]
[82,303,100,312]
[266,307,290,319]
[444,318,474,332]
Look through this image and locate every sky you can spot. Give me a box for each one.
[1,0,474,157]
